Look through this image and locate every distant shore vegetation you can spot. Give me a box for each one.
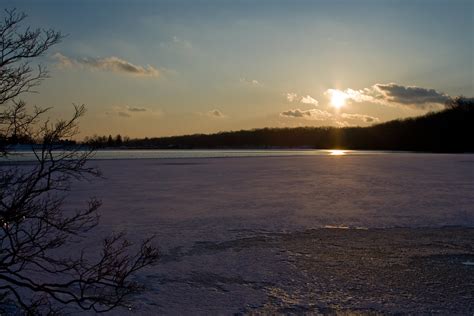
[5,97,473,153]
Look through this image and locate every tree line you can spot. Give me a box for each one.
[85,97,473,153]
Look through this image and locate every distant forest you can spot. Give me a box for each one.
[81,97,473,153]
[83,97,474,153]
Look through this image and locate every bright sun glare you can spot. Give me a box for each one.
[330,91,346,109]
[329,150,346,156]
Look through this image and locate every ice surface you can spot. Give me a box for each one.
[71,153,474,233]
[52,153,474,313]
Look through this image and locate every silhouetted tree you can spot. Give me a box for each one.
[115,134,123,146]
[0,9,158,314]
[107,134,114,147]
[445,96,472,110]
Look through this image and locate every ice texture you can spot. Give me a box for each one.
[59,153,474,313]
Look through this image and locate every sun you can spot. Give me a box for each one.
[330,90,347,109]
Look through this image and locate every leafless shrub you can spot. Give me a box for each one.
[0,9,159,314]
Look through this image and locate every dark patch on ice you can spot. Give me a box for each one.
[160,236,276,263]
[148,271,274,292]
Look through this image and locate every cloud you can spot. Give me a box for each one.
[54,52,74,67]
[240,78,261,86]
[160,36,192,50]
[325,83,450,110]
[286,93,319,106]
[374,83,450,107]
[106,106,160,118]
[105,110,132,118]
[172,36,192,49]
[127,106,147,112]
[207,109,226,118]
[53,53,160,77]
[286,92,298,102]
[117,111,131,118]
[280,108,333,120]
[280,108,380,125]
[325,88,373,104]
[340,113,380,123]
[300,95,319,106]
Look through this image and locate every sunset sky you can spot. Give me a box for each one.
[6,0,473,138]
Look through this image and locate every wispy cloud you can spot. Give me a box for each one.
[172,36,192,49]
[280,108,332,120]
[53,52,75,67]
[286,93,319,106]
[207,109,226,118]
[280,108,379,125]
[240,78,261,86]
[117,111,131,118]
[54,53,160,77]
[127,106,147,112]
[106,106,159,118]
[300,95,319,106]
[286,92,298,102]
[341,113,380,123]
[160,36,192,50]
[325,83,450,110]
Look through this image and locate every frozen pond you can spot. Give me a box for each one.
[46,153,474,313]
[72,153,474,233]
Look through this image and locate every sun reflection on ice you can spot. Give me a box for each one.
[329,149,346,156]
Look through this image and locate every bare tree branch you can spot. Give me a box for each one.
[0,9,159,313]
[0,9,62,107]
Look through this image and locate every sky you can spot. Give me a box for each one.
[4,0,474,138]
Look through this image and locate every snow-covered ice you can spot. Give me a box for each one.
[62,153,474,314]
[73,153,474,233]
